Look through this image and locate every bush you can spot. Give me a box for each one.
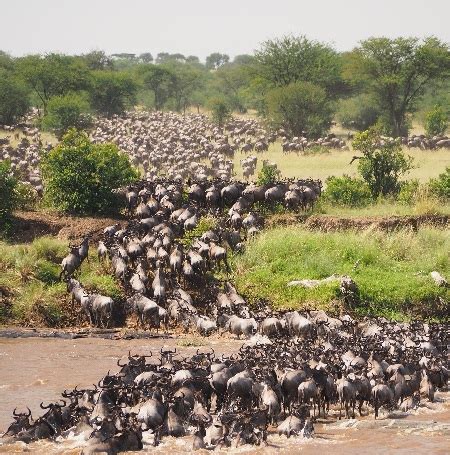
[0,161,18,230]
[337,94,381,131]
[398,180,420,205]
[265,81,334,138]
[428,167,450,200]
[257,161,281,185]
[208,97,231,127]
[352,128,413,197]
[41,129,138,214]
[0,72,30,125]
[89,71,137,117]
[42,93,92,138]
[424,105,448,137]
[323,175,372,207]
[14,182,38,210]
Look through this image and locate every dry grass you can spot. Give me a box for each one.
[232,141,450,183]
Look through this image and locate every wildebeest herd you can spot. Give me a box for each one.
[2,176,448,452]
[2,315,447,452]
[3,110,450,196]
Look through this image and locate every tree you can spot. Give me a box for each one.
[42,93,92,138]
[254,35,343,96]
[168,63,205,113]
[17,54,90,113]
[345,37,450,137]
[41,130,138,214]
[424,105,448,137]
[266,81,334,138]
[185,55,200,64]
[208,97,231,127]
[139,52,154,63]
[0,160,18,230]
[352,128,413,197]
[206,53,230,70]
[81,51,113,70]
[337,94,382,131]
[215,63,253,113]
[0,71,31,125]
[89,71,137,117]
[142,65,175,110]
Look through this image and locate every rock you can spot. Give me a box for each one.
[430,271,447,287]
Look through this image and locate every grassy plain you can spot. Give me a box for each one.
[231,226,449,321]
[232,142,450,183]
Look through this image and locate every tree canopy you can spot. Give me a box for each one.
[344,37,450,136]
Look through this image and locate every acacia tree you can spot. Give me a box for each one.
[142,65,175,110]
[0,71,30,124]
[255,35,344,97]
[17,54,90,113]
[89,71,137,117]
[345,37,450,137]
[266,81,334,137]
[205,53,230,70]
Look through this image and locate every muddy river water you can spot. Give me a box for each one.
[0,336,448,454]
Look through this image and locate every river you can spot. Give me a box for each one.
[0,336,448,454]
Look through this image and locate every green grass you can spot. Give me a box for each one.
[313,198,450,217]
[232,141,450,183]
[0,237,124,327]
[231,226,449,321]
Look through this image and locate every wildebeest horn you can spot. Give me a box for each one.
[117,358,126,367]
[26,407,31,417]
[40,402,51,409]
[12,407,19,416]
[58,400,67,407]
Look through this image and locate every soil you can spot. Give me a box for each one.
[6,210,126,244]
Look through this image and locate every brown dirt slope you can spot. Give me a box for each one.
[7,210,126,244]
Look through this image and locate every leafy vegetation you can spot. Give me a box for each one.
[257,161,281,185]
[266,81,334,137]
[208,97,231,127]
[344,37,450,136]
[424,105,448,137]
[40,130,138,214]
[323,175,372,207]
[429,167,450,200]
[352,128,413,197]
[42,92,92,137]
[0,161,19,231]
[232,226,449,320]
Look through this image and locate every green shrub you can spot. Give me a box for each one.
[424,105,448,137]
[42,92,92,138]
[337,94,381,131]
[428,167,450,200]
[398,179,420,204]
[352,128,413,197]
[257,162,281,185]
[40,129,138,214]
[0,161,18,230]
[323,175,372,207]
[34,259,60,285]
[208,97,231,127]
[265,81,334,138]
[0,72,31,125]
[14,182,38,209]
